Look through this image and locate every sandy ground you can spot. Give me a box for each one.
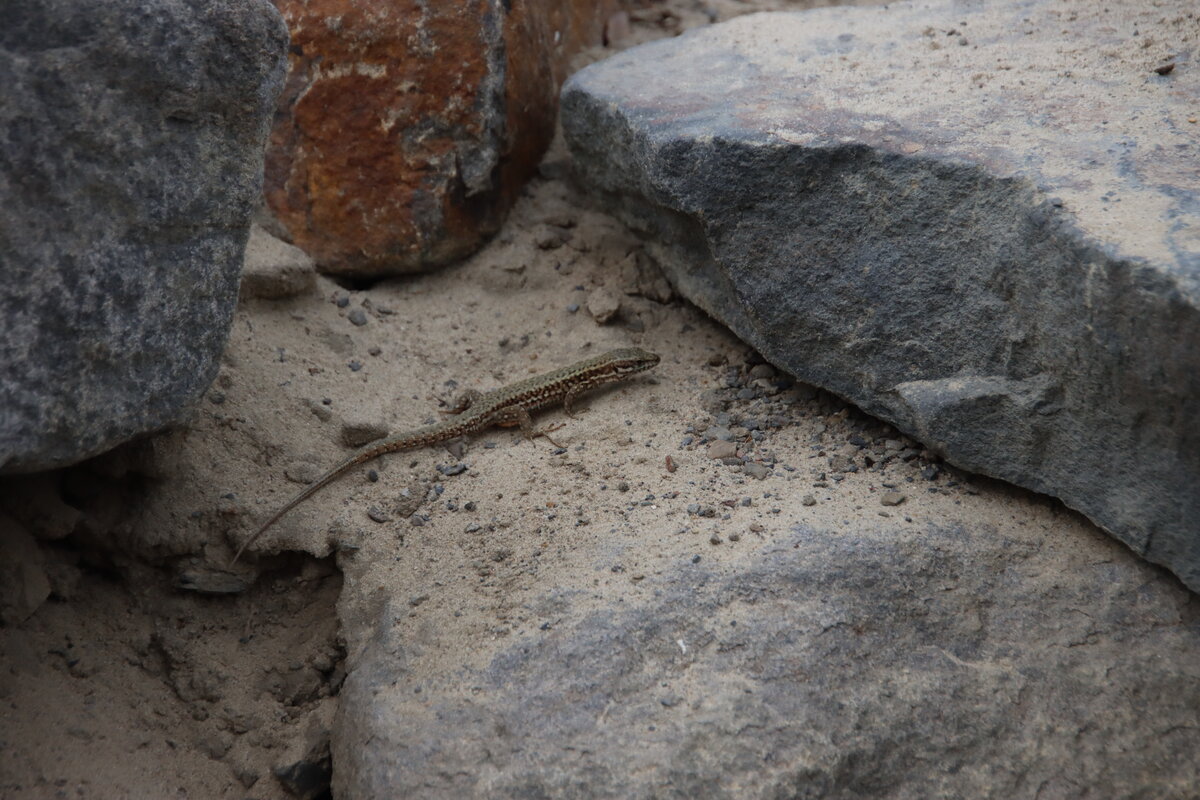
[0,0,1163,797]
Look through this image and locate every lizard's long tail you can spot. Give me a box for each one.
[230,449,377,566]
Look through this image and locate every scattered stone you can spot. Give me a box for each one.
[742,463,772,480]
[880,492,906,507]
[586,288,622,323]
[828,455,856,473]
[367,508,391,524]
[704,426,734,442]
[0,512,50,624]
[534,226,571,250]
[348,309,369,327]
[707,441,738,460]
[802,495,816,507]
[239,224,317,300]
[748,364,776,380]
[273,721,332,800]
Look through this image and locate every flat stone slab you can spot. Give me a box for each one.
[562,1,1200,590]
[335,522,1200,797]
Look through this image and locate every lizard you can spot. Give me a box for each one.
[231,347,660,564]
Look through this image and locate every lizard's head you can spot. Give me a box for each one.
[602,347,661,376]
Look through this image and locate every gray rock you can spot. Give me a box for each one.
[0,512,50,625]
[561,1,1200,590]
[334,523,1200,798]
[239,224,316,300]
[0,0,289,473]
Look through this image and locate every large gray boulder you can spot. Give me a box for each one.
[561,1,1200,590]
[0,0,288,473]
[335,522,1200,798]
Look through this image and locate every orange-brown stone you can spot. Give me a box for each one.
[265,0,620,277]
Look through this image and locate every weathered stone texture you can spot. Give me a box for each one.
[265,0,621,277]
[0,0,289,473]
[335,525,1200,798]
[561,1,1200,590]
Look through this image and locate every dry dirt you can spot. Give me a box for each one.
[0,0,1158,798]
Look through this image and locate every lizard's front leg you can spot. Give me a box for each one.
[562,389,592,419]
[493,405,566,449]
[441,389,484,416]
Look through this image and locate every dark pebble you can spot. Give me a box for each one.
[348,309,368,326]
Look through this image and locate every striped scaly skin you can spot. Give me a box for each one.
[231,348,660,564]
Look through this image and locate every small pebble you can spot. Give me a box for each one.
[748,363,776,380]
[707,441,738,460]
[348,309,368,326]
[880,491,906,506]
[709,535,722,545]
[742,463,771,480]
[367,507,390,523]
[802,494,816,506]
[586,288,621,323]
[438,463,469,476]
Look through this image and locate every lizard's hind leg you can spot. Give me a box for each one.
[493,405,566,449]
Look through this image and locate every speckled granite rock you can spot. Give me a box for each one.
[334,523,1200,798]
[561,1,1200,590]
[0,0,288,473]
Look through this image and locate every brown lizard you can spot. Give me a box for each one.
[231,347,660,564]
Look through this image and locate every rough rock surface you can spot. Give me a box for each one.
[264,0,622,277]
[561,2,1200,589]
[335,522,1200,798]
[0,0,289,474]
[240,224,316,301]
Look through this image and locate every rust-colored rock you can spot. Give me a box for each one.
[265,0,620,277]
